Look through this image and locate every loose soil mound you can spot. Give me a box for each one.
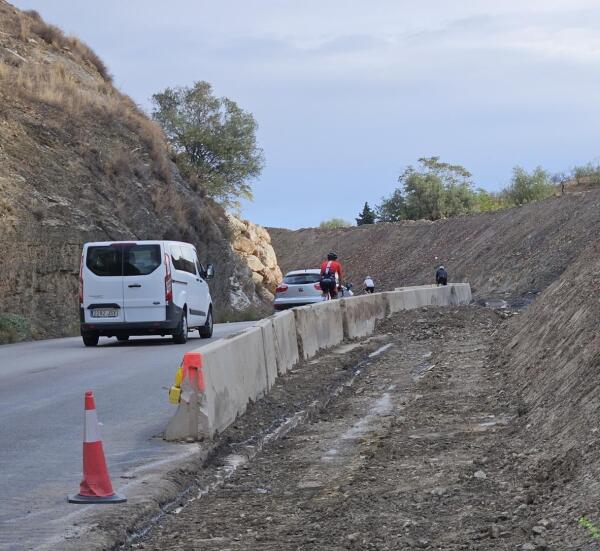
[270,190,600,301]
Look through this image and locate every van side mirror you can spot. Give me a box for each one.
[206,264,215,280]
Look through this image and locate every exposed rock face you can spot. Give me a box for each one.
[228,214,283,299]
[0,1,269,339]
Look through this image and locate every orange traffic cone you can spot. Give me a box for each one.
[68,391,126,504]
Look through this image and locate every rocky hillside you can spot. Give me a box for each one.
[270,189,600,301]
[0,1,274,340]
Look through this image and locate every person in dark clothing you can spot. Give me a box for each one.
[436,265,448,286]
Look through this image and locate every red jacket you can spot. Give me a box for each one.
[320,260,342,281]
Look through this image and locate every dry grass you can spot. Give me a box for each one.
[19,9,112,82]
[0,56,172,184]
[0,6,174,183]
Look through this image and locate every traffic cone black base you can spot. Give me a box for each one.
[68,492,126,504]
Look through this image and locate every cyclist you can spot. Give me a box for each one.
[436,265,448,286]
[363,275,375,293]
[320,251,343,299]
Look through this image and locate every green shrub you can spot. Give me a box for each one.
[0,313,31,344]
[319,218,352,229]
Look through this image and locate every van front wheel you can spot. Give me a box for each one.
[199,308,213,339]
[172,311,188,344]
[82,332,99,347]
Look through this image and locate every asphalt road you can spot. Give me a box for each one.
[0,322,256,551]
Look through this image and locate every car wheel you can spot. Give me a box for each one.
[172,311,188,344]
[117,335,130,342]
[199,307,213,339]
[82,332,99,347]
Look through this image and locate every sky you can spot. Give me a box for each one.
[10,0,600,228]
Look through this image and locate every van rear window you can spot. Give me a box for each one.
[86,244,161,276]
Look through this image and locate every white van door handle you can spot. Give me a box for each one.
[128,283,141,288]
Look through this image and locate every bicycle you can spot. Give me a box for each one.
[321,283,353,300]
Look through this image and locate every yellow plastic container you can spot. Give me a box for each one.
[168,365,184,404]
[168,385,181,405]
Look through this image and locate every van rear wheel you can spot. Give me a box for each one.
[172,311,188,344]
[82,332,99,347]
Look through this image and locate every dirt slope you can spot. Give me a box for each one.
[491,237,600,543]
[270,190,600,301]
[0,1,268,339]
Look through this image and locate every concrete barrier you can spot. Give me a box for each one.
[341,293,387,339]
[165,326,268,440]
[254,318,278,390]
[293,300,344,360]
[166,283,471,441]
[448,283,472,305]
[387,283,471,313]
[271,310,300,375]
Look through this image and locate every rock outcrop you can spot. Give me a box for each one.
[228,215,283,299]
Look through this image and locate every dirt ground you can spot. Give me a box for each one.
[122,305,596,551]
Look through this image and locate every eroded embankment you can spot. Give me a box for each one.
[125,306,568,551]
[492,238,600,549]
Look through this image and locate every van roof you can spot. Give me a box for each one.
[83,240,195,248]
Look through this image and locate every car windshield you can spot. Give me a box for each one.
[87,244,161,276]
[283,273,320,285]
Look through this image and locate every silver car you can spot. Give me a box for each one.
[273,269,323,310]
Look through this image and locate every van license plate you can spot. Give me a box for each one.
[91,308,118,318]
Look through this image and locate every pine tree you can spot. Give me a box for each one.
[356,202,376,225]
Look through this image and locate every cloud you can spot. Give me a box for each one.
[10,0,600,227]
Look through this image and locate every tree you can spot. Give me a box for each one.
[473,188,506,212]
[502,166,554,206]
[379,157,476,221]
[402,171,446,220]
[355,202,376,225]
[152,81,264,208]
[319,218,352,229]
[376,188,406,222]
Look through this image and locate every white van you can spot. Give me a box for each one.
[79,240,214,347]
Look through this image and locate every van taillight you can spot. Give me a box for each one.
[275,284,288,293]
[164,253,173,302]
[79,255,84,304]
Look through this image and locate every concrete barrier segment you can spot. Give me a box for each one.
[386,283,471,314]
[340,293,387,339]
[165,327,270,440]
[271,310,300,375]
[449,283,472,305]
[201,326,269,436]
[293,300,344,360]
[254,318,278,391]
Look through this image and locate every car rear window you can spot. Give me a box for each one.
[86,244,161,276]
[283,273,321,285]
